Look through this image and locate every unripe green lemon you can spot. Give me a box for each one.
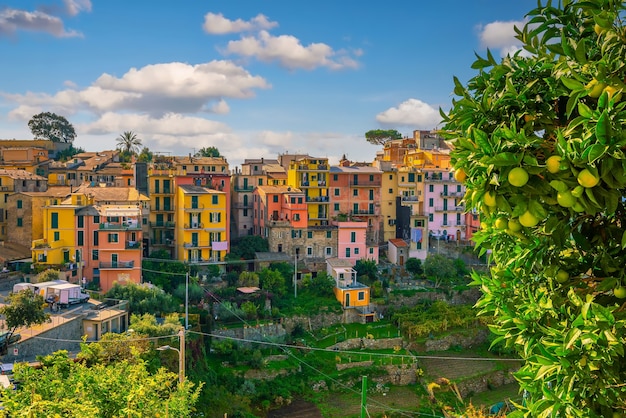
[508,219,522,232]
[483,190,497,207]
[557,191,576,208]
[556,270,569,283]
[508,167,529,187]
[494,217,508,230]
[615,286,626,299]
[519,211,540,227]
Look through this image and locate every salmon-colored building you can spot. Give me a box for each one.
[335,221,378,264]
[253,185,308,235]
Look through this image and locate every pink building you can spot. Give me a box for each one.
[335,221,378,265]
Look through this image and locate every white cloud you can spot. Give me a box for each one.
[0,7,82,38]
[80,112,229,136]
[376,99,441,129]
[477,20,527,57]
[223,30,359,70]
[4,61,270,117]
[203,12,278,35]
[63,0,92,16]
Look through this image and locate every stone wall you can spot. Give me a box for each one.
[455,369,519,398]
[212,323,287,348]
[329,337,404,351]
[7,316,84,363]
[405,328,490,352]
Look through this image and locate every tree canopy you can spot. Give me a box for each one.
[0,351,200,417]
[364,129,402,146]
[0,289,49,353]
[444,0,626,416]
[28,112,76,143]
[116,131,142,156]
[195,146,221,157]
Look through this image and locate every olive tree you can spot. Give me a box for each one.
[444,1,626,416]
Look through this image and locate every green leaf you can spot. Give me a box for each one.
[595,110,611,144]
[561,77,583,91]
[577,101,593,118]
[583,143,607,164]
[564,328,582,350]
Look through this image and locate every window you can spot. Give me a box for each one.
[243,209,248,217]
[334,203,340,211]
[429,185,434,192]
[351,232,356,242]
[51,212,59,229]
[418,174,422,182]
[369,247,374,254]
[333,174,338,181]
[258,178,263,186]
[353,203,359,214]
[298,197,303,204]
[429,198,434,207]
[307,247,312,256]
[346,248,351,257]
[408,173,415,182]
[17,200,22,209]
[92,250,99,260]
[93,231,99,246]
[429,214,434,222]
[334,188,339,196]
[154,179,160,193]
[54,232,60,241]
[94,215,100,224]
[17,218,22,227]
[369,175,374,182]
[307,231,313,239]
[354,248,360,255]
[353,189,358,197]
[77,216,84,228]
[212,195,218,205]
[326,231,332,238]
[389,174,393,180]
[108,233,119,243]
[415,220,423,227]
[78,231,84,246]
[388,188,393,193]
[325,247,332,256]
[273,195,279,203]
[293,213,300,221]
[358,291,365,301]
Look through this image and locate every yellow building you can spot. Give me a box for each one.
[287,156,329,226]
[32,194,82,266]
[175,184,228,264]
[148,162,178,257]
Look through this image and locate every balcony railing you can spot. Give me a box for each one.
[125,241,141,249]
[441,191,464,197]
[184,223,204,229]
[99,260,135,269]
[99,222,141,230]
[434,206,466,212]
[151,238,175,246]
[33,239,51,249]
[232,202,252,209]
[350,210,377,216]
[149,221,176,228]
[234,185,254,192]
[184,204,205,211]
[0,185,14,192]
[306,196,329,203]
[401,196,419,202]
[349,180,381,187]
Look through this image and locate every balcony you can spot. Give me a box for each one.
[183,242,202,248]
[0,185,14,192]
[310,214,328,220]
[99,260,135,269]
[434,205,466,212]
[350,210,378,216]
[184,223,204,229]
[441,191,464,198]
[425,175,454,183]
[401,196,419,202]
[152,187,173,195]
[99,222,140,231]
[149,221,176,228]
[349,180,381,187]
[234,185,254,192]
[32,239,51,249]
[125,241,141,249]
[184,204,205,211]
[151,238,175,247]
[306,196,329,203]
[298,164,328,171]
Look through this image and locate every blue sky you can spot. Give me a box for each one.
[0,0,535,167]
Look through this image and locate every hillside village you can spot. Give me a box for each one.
[0,129,477,294]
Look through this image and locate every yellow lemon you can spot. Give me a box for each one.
[546,155,562,174]
[483,190,497,207]
[454,168,467,183]
[615,287,626,299]
[495,217,508,230]
[577,169,600,188]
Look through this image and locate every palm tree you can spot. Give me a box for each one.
[116,131,142,155]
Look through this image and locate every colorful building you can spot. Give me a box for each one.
[287,156,330,227]
[335,221,378,264]
[175,184,228,264]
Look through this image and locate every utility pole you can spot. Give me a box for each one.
[185,271,189,330]
[179,328,185,384]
